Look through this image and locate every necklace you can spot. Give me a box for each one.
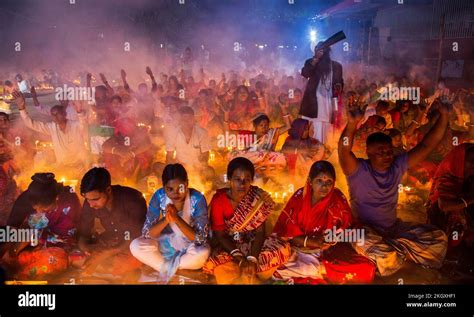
[321,63,333,92]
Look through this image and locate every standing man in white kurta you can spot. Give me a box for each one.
[299,42,343,144]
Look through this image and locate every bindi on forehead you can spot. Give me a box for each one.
[319,175,330,180]
[315,173,334,182]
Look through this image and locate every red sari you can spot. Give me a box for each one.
[204,186,291,275]
[428,143,473,247]
[273,184,375,284]
[429,143,470,205]
[273,184,352,238]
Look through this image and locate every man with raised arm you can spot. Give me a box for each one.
[338,99,449,276]
[13,91,89,173]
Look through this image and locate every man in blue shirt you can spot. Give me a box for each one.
[338,101,449,276]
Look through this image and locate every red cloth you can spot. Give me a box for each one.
[428,143,472,247]
[113,117,137,137]
[234,130,256,149]
[390,110,401,124]
[284,249,376,284]
[286,153,298,175]
[272,183,352,238]
[429,143,470,204]
[293,277,328,284]
[332,92,344,130]
[209,189,235,231]
[210,186,273,232]
[40,191,81,243]
[323,255,376,284]
[17,247,69,279]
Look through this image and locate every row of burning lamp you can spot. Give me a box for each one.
[56,172,294,205]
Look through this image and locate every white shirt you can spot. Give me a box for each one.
[165,124,211,166]
[20,109,88,166]
[314,70,333,122]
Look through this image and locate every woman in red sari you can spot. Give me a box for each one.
[203,157,291,284]
[226,85,258,130]
[272,161,375,284]
[428,143,474,249]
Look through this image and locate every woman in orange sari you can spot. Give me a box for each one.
[272,161,375,284]
[203,157,290,284]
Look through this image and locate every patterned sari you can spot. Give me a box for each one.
[203,186,290,275]
[228,129,287,169]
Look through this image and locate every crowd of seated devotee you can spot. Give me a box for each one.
[0,50,473,284]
